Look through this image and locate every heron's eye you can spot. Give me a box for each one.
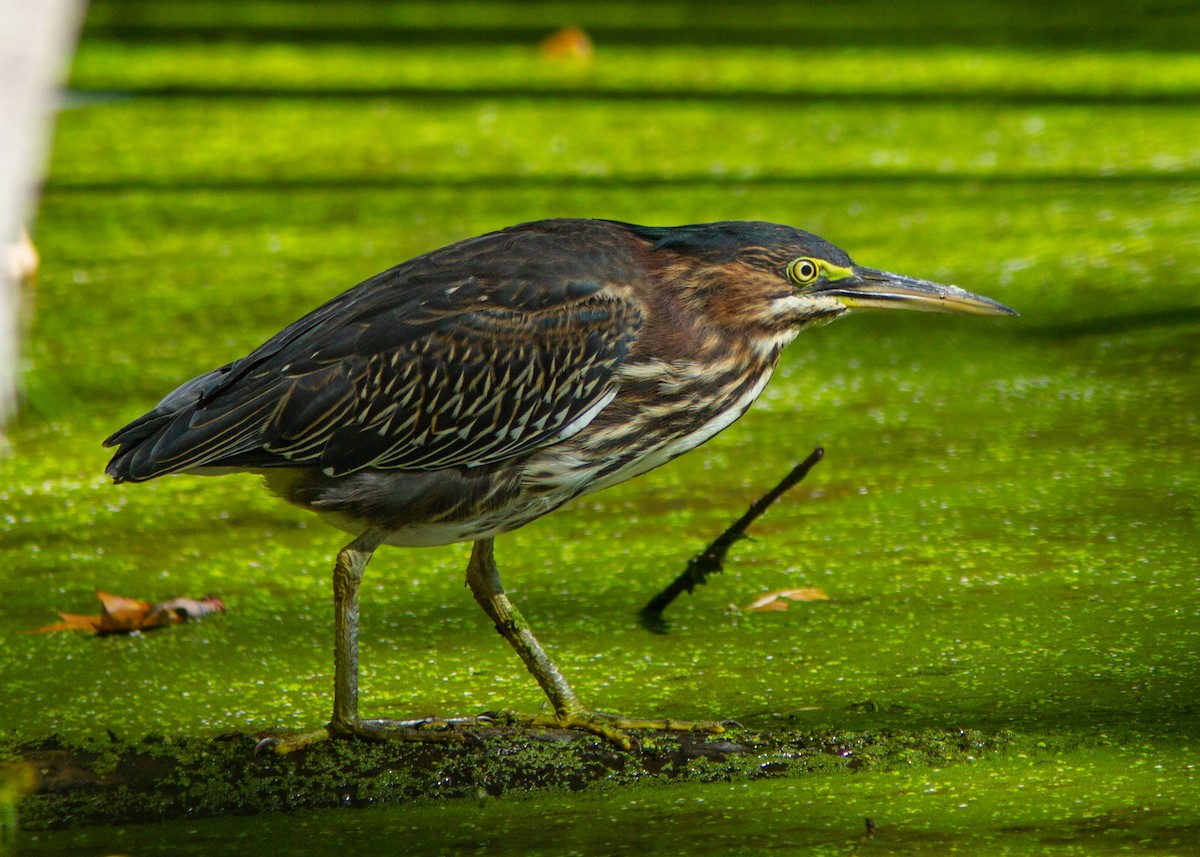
[787,257,821,286]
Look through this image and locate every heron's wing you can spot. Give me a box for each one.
[105,225,643,481]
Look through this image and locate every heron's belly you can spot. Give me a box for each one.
[317,509,528,548]
[367,367,774,547]
[521,365,773,499]
[286,365,776,548]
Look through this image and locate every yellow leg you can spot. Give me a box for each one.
[265,530,478,754]
[264,534,726,755]
[464,538,726,749]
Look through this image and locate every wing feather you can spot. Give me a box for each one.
[105,221,644,482]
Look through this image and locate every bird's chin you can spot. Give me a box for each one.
[795,305,849,330]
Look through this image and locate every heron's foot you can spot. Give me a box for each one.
[258,714,491,755]
[500,708,729,750]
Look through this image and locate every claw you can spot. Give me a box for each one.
[260,708,728,755]
[502,708,726,749]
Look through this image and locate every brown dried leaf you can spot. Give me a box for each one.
[30,612,104,634]
[540,26,593,61]
[96,590,155,632]
[745,587,830,612]
[28,589,226,636]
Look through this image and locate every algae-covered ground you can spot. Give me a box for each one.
[3,1,1200,853]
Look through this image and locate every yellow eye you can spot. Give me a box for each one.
[788,257,821,285]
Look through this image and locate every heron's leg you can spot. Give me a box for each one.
[465,538,583,713]
[465,538,727,749]
[329,529,384,731]
[265,530,473,754]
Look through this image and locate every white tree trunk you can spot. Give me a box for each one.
[0,0,85,438]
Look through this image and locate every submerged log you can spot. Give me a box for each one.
[11,724,1016,830]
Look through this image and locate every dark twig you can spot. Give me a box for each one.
[639,446,825,631]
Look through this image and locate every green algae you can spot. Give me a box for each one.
[68,42,1200,99]
[8,726,1023,831]
[14,738,1200,855]
[43,98,1200,188]
[74,0,1200,54]
[3,0,1200,851]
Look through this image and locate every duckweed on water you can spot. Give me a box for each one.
[14,740,1199,855]
[3,0,1199,851]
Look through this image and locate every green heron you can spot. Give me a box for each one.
[104,218,1014,750]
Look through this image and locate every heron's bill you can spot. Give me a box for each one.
[824,268,1017,316]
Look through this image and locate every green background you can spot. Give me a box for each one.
[4,1,1199,853]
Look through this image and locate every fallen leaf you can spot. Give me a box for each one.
[745,587,830,612]
[28,589,225,636]
[540,26,593,61]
